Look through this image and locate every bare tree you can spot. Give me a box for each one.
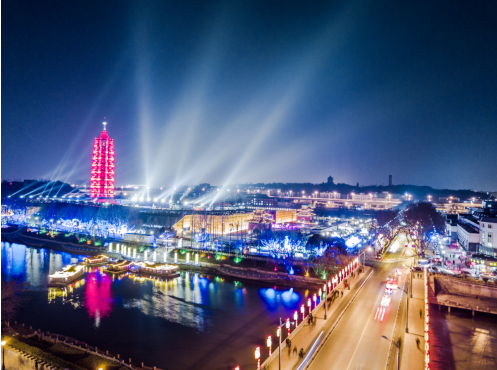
[1,276,29,321]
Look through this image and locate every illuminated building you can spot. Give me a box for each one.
[90,121,115,198]
[173,213,254,235]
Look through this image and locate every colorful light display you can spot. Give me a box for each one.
[424,267,430,369]
[90,122,115,198]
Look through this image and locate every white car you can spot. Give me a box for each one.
[381,294,391,307]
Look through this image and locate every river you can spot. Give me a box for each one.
[1,242,309,370]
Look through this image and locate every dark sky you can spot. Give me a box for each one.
[2,0,496,191]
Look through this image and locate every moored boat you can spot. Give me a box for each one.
[129,262,180,278]
[48,265,85,287]
[102,260,133,274]
[83,254,110,266]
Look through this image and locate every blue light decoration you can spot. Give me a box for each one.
[261,236,306,258]
[159,230,175,240]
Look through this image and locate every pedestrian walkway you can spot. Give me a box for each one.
[263,267,372,370]
[400,273,425,370]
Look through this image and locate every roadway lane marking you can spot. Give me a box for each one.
[345,279,385,370]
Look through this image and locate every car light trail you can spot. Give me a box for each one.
[296,331,323,370]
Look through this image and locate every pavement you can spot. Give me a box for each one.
[400,272,425,370]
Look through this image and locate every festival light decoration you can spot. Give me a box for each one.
[286,318,290,336]
[424,267,430,369]
[90,122,115,198]
[255,346,260,370]
[267,335,272,356]
[301,304,305,321]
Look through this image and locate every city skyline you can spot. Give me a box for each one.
[2,0,496,191]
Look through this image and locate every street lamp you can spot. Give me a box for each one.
[255,346,261,370]
[294,311,298,327]
[1,340,6,370]
[301,304,305,321]
[398,285,409,333]
[267,335,272,356]
[381,335,400,370]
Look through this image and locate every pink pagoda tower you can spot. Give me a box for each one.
[90,121,115,198]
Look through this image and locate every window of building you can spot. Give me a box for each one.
[489,224,493,229]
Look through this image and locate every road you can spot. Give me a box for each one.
[382,234,416,262]
[305,263,408,370]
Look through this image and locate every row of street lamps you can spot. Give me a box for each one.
[243,258,362,370]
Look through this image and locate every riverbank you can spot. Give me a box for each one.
[1,230,106,255]
[1,321,153,370]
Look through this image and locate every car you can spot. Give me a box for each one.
[460,269,476,278]
[381,295,391,307]
[385,287,393,294]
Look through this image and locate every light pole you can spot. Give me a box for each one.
[398,286,409,333]
[323,283,328,319]
[1,340,6,370]
[255,346,261,370]
[278,318,282,370]
[381,335,400,370]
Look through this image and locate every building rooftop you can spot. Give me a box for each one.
[457,222,479,234]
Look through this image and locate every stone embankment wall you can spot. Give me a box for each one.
[3,345,58,370]
[434,276,497,299]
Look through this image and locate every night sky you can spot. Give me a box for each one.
[2,0,496,191]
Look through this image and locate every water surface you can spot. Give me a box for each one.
[1,242,307,370]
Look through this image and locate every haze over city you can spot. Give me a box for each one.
[2,2,497,370]
[2,0,496,191]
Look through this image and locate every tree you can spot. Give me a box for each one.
[1,276,29,320]
[403,202,445,253]
[370,209,400,252]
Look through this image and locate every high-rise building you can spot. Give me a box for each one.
[90,122,115,198]
[389,175,392,186]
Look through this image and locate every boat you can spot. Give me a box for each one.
[48,265,85,287]
[102,260,133,274]
[83,254,110,266]
[129,262,180,279]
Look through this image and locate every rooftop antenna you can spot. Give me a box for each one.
[103,117,107,131]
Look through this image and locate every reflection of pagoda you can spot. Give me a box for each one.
[296,206,316,223]
[248,209,273,231]
[90,122,115,199]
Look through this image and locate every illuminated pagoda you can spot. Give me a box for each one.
[90,121,115,199]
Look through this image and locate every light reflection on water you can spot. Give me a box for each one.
[1,242,305,369]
